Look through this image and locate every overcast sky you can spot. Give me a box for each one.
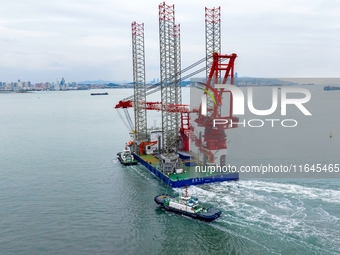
[1,0,339,83]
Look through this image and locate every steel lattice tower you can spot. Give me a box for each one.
[173,23,182,136]
[205,7,221,117]
[132,21,147,143]
[158,2,182,173]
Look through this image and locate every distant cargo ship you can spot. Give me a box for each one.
[91,92,109,95]
[324,86,340,91]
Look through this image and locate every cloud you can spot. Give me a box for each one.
[0,0,339,83]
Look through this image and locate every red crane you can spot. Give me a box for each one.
[193,52,239,151]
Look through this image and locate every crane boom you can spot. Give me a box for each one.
[121,56,208,102]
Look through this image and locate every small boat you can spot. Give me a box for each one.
[154,186,222,222]
[91,92,109,95]
[117,145,138,165]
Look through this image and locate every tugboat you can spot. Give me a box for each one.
[154,186,222,222]
[117,145,137,165]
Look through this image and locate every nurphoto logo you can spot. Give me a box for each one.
[200,84,312,128]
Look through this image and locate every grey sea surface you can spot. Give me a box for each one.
[0,87,339,255]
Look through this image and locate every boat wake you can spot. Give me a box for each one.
[175,180,340,255]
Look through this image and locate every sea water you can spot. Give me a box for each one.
[0,87,339,254]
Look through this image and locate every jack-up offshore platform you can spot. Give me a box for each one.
[115,3,239,187]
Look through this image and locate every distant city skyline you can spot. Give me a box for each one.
[0,76,162,91]
[1,0,340,83]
